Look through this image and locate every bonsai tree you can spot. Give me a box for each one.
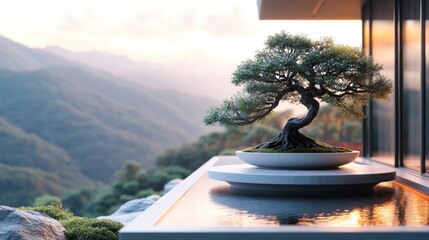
[204,32,392,152]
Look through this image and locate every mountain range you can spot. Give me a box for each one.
[43,45,240,99]
[0,35,217,206]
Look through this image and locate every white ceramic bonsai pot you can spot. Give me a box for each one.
[235,150,360,169]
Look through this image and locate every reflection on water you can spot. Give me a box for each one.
[209,185,398,226]
[157,173,429,227]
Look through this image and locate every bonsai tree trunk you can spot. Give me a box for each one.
[256,88,323,150]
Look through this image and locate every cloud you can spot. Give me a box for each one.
[203,2,257,38]
[130,8,199,41]
[59,12,83,31]
[1,0,361,66]
[130,0,257,41]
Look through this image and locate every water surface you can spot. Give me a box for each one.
[157,173,429,227]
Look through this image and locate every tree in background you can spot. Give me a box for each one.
[62,162,190,216]
[158,111,291,170]
[33,195,62,206]
[205,31,392,152]
[302,105,362,151]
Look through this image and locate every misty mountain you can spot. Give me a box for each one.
[0,36,81,71]
[0,116,93,206]
[0,35,218,206]
[0,66,213,181]
[44,45,239,99]
[44,46,164,83]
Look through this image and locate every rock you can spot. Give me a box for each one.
[146,194,161,202]
[98,197,156,225]
[0,205,66,240]
[163,178,183,193]
[97,178,184,225]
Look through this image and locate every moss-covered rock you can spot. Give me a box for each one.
[1,205,67,240]
[20,203,123,240]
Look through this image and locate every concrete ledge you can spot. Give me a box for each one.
[209,163,395,185]
[362,158,429,195]
[119,156,429,240]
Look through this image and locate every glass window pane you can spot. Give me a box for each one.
[426,0,429,174]
[370,0,395,165]
[402,0,422,171]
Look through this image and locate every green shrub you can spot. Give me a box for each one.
[119,194,135,203]
[218,149,236,155]
[147,170,169,191]
[121,180,139,195]
[136,188,159,198]
[21,203,123,240]
[61,217,123,240]
[163,166,191,179]
[64,226,116,240]
[33,195,62,207]
[19,203,73,221]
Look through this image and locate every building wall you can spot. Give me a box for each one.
[363,0,429,174]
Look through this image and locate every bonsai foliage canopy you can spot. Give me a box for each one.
[204,32,393,152]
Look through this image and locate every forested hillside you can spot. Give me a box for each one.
[158,107,362,171]
[0,34,362,211]
[0,35,216,206]
[0,116,93,206]
[46,107,361,217]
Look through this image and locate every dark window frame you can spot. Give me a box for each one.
[421,0,426,174]
[364,0,428,175]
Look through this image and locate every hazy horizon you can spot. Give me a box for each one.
[0,0,361,101]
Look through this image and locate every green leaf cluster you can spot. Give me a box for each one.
[205,31,393,127]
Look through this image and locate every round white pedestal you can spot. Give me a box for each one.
[208,163,396,194]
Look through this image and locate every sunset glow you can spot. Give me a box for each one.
[0,0,362,99]
[0,0,361,62]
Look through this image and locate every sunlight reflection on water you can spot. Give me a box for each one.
[157,174,429,227]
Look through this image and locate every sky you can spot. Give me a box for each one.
[0,0,362,102]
